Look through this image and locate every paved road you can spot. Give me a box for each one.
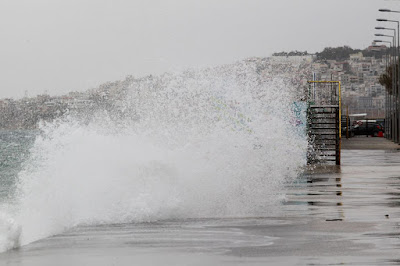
[342,136,400,150]
[1,149,400,265]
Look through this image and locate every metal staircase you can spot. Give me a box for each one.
[307,81,341,165]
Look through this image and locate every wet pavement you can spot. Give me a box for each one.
[1,147,400,265]
[342,136,400,150]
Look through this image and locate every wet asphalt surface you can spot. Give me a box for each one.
[1,146,400,266]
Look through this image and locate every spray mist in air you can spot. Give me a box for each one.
[0,58,309,252]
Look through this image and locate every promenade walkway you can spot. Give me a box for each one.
[2,138,400,265]
[342,136,400,150]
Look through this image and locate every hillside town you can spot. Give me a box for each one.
[0,44,389,129]
[272,43,388,118]
[312,45,387,118]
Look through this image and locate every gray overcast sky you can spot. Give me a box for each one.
[0,0,396,98]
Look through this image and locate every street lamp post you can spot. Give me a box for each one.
[375,39,394,140]
[373,41,393,139]
[371,45,387,121]
[375,27,396,137]
[373,43,391,138]
[378,11,400,142]
[375,33,396,138]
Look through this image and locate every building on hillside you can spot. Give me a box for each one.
[312,44,387,118]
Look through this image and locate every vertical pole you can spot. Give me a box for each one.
[394,33,396,142]
[392,41,395,141]
[388,48,390,139]
[395,21,400,143]
[393,35,396,141]
[395,31,398,142]
[338,82,341,165]
[346,105,349,139]
[313,73,316,103]
[386,51,388,138]
[390,45,393,140]
[307,82,312,165]
[388,45,391,139]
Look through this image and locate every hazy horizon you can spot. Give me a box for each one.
[0,0,393,98]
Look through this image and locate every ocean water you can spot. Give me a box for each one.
[0,62,308,253]
[0,131,36,201]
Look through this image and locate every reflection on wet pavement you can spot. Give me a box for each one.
[1,149,400,265]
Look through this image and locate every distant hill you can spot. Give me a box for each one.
[272,51,310,57]
[274,46,386,61]
[317,46,387,60]
[0,57,312,130]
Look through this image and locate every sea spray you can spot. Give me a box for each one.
[0,59,309,252]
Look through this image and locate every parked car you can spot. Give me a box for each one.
[342,125,356,137]
[353,122,384,137]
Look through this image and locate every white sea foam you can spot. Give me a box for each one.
[0,211,20,252]
[0,60,309,252]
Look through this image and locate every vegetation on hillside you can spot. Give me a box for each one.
[274,46,387,60]
[379,63,398,95]
[272,51,310,56]
[316,46,360,61]
[316,46,387,60]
